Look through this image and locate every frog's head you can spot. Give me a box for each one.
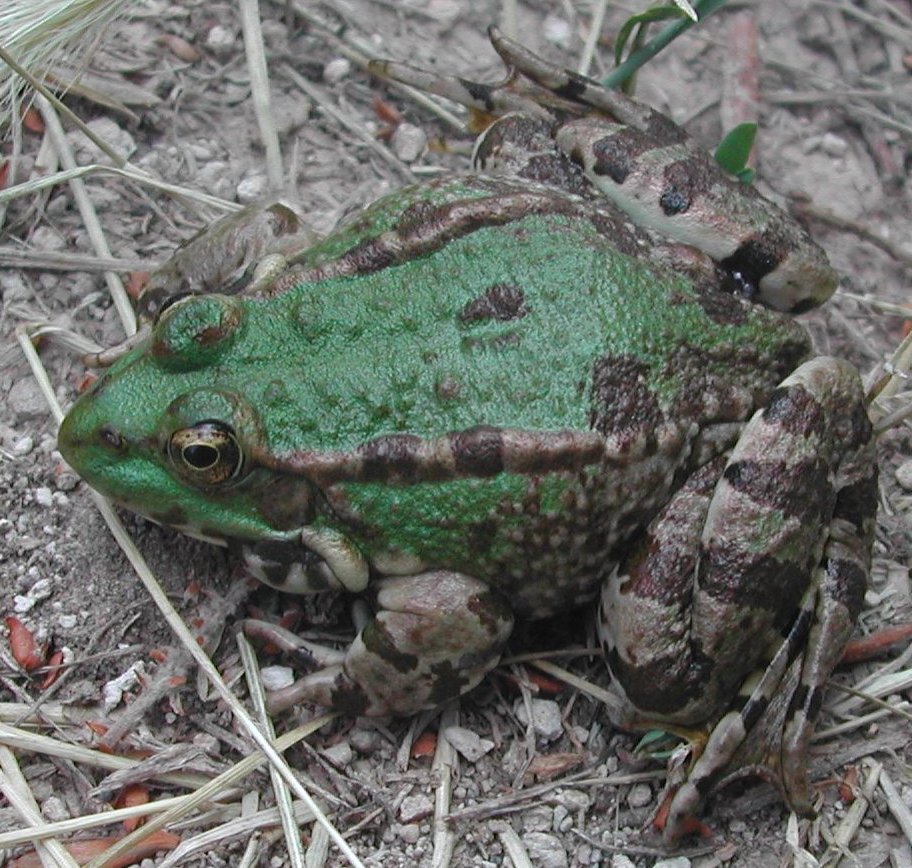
[57,296,317,546]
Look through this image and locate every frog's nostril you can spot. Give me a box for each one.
[99,424,123,449]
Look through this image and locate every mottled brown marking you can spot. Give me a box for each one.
[359,434,424,482]
[450,426,504,476]
[606,644,715,717]
[833,469,878,534]
[659,155,715,216]
[720,223,791,296]
[722,457,832,520]
[699,546,808,618]
[761,386,825,438]
[823,557,867,618]
[459,283,529,323]
[589,354,663,448]
[619,458,725,604]
[519,154,592,196]
[588,129,651,183]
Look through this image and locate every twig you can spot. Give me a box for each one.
[0,246,155,272]
[431,703,458,868]
[239,0,283,190]
[36,94,135,337]
[238,633,306,868]
[818,758,881,868]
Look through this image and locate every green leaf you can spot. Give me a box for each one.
[714,122,757,180]
[614,5,690,66]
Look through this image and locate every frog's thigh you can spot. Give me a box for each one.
[268,572,514,717]
[663,357,874,839]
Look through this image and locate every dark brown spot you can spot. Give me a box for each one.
[361,619,420,673]
[824,557,867,618]
[427,660,473,705]
[740,693,770,730]
[720,225,791,297]
[833,469,878,534]
[328,679,370,716]
[659,155,715,216]
[700,546,808,619]
[458,77,498,112]
[619,458,724,605]
[359,434,423,482]
[450,426,504,476]
[722,457,832,520]
[588,130,646,183]
[466,589,513,636]
[553,71,589,102]
[589,354,663,450]
[459,283,529,323]
[761,386,825,437]
[606,644,715,717]
[518,154,592,196]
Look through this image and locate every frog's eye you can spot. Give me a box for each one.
[168,421,243,485]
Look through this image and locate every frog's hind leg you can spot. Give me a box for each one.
[602,356,876,841]
[246,571,514,717]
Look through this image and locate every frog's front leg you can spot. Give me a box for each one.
[601,356,876,841]
[250,572,514,716]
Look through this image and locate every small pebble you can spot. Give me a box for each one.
[34,487,53,508]
[41,796,70,822]
[192,733,222,756]
[236,174,269,204]
[259,665,294,691]
[206,25,237,54]
[11,435,34,456]
[895,459,912,491]
[391,123,427,163]
[626,782,653,808]
[820,132,849,157]
[58,614,77,630]
[653,858,691,868]
[349,727,382,753]
[398,793,433,824]
[515,698,564,742]
[320,741,353,767]
[523,831,568,868]
[441,725,494,761]
[396,823,421,844]
[323,57,351,84]
[522,805,553,832]
[543,16,572,47]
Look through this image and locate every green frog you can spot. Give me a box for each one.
[57,29,877,841]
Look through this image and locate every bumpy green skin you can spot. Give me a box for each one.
[60,176,810,612]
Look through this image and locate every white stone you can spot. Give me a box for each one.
[259,665,294,691]
[399,793,433,824]
[442,725,494,761]
[516,698,564,742]
[323,57,351,84]
[237,174,269,204]
[523,831,568,868]
[896,460,912,491]
[391,123,427,163]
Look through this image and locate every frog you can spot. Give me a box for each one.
[56,28,878,842]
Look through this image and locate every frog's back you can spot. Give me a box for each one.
[247,176,810,457]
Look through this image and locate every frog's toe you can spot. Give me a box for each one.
[260,572,515,717]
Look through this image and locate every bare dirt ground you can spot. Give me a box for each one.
[1,1,911,866]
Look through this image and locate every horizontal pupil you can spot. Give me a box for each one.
[184,443,219,469]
